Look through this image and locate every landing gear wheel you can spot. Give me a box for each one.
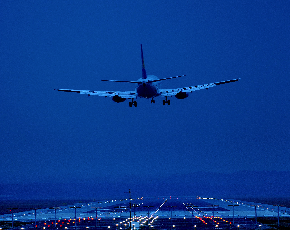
[129,100,137,107]
[151,99,155,104]
[163,97,170,105]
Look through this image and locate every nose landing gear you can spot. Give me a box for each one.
[163,96,170,105]
[129,99,137,107]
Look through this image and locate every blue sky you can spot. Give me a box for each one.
[1,0,289,198]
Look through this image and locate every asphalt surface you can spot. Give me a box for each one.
[1,196,290,229]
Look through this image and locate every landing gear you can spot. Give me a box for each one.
[129,99,137,107]
[151,98,155,103]
[163,96,170,105]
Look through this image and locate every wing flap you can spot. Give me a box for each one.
[55,89,137,98]
[159,78,240,97]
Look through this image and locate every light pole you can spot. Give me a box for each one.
[95,207,98,228]
[34,208,38,228]
[92,206,102,228]
[210,205,219,219]
[254,205,257,226]
[125,189,132,230]
[166,206,176,230]
[9,208,18,229]
[274,205,280,228]
[132,204,140,221]
[49,207,60,228]
[278,205,280,227]
[185,205,199,229]
[70,206,81,228]
[228,204,239,226]
[250,204,259,226]
[143,205,154,229]
[11,210,13,229]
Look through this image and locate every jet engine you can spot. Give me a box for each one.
[112,95,126,103]
[175,91,189,99]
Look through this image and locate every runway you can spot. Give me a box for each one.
[1,196,289,229]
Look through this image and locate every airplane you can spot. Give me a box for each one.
[55,44,240,107]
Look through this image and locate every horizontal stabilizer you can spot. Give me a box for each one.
[101,79,141,83]
[147,75,185,83]
[101,75,185,84]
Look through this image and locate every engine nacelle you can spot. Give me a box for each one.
[175,91,189,99]
[112,95,126,103]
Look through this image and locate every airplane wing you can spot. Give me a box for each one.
[55,89,137,98]
[159,78,240,96]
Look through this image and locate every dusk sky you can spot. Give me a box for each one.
[1,0,289,199]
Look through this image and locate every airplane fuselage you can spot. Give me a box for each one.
[135,75,160,98]
[136,83,158,98]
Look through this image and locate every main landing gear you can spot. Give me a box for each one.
[129,99,137,107]
[163,96,170,105]
[151,98,155,103]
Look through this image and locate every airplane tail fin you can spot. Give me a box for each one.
[141,44,147,79]
[101,45,150,83]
